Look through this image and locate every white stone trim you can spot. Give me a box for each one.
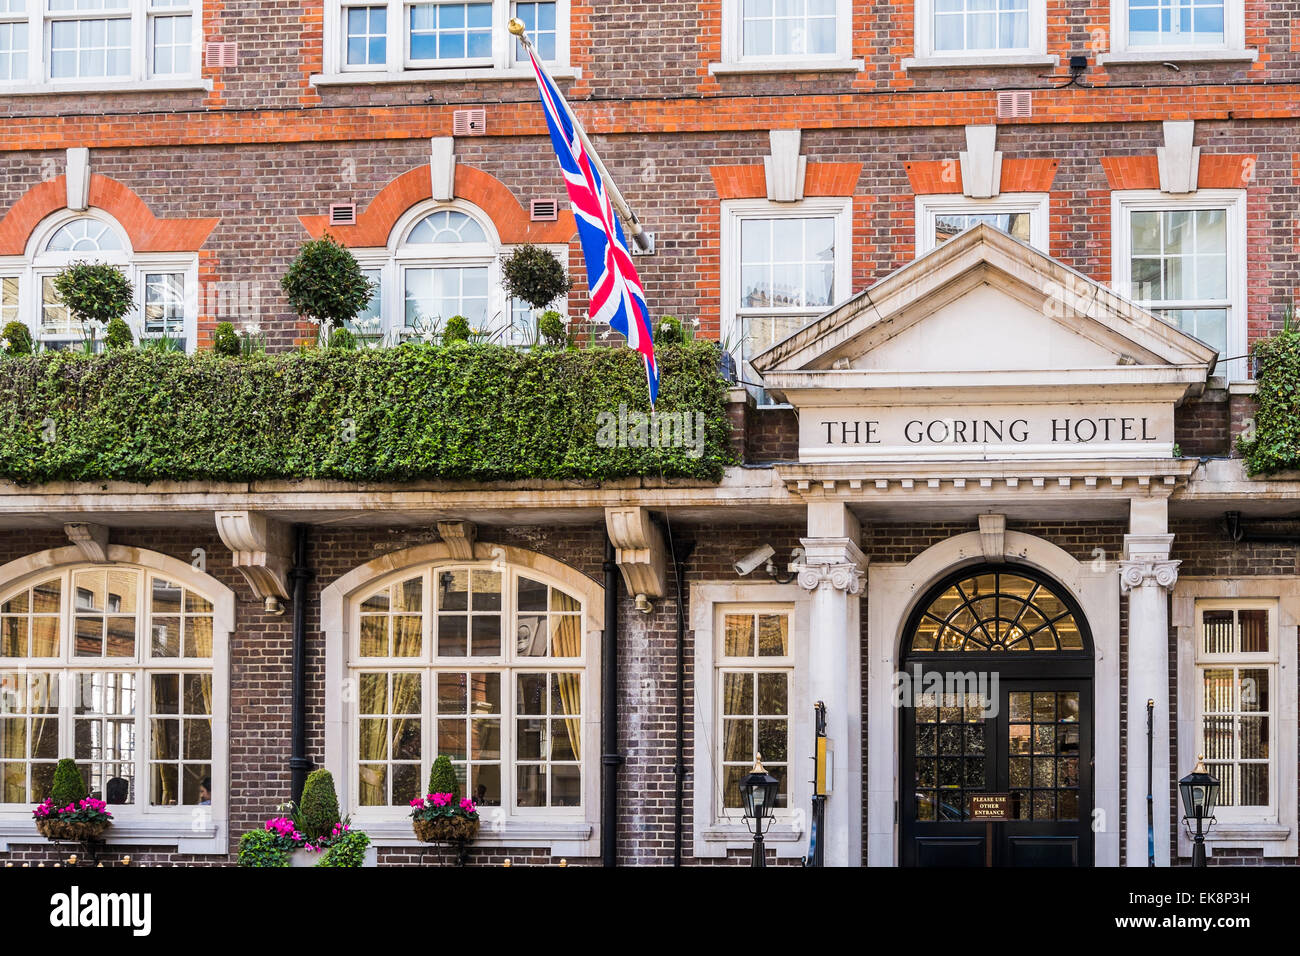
[0,545,234,856]
[1172,579,1298,859]
[707,59,864,74]
[320,542,604,857]
[866,530,1121,866]
[0,79,211,96]
[310,66,581,85]
[689,582,813,860]
[1097,49,1257,65]
[902,53,1057,70]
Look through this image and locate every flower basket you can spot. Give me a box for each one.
[35,817,110,842]
[412,815,480,844]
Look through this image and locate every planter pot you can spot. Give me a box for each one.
[36,818,110,842]
[412,816,480,844]
[287,843,377,867]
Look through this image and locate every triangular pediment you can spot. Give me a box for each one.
[752,223,1217,392]
[749,224,1218,464]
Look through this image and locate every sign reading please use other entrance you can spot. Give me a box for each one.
[799,402,1174,462]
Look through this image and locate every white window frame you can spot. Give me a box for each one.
[348,199,566,347]
[1099,0,1255,64]
[712,0,862,74]
[1191,599,1276,819]
[909,0,1049,68]
[317,0,573,85]
[0,0,205,95]
[1173,581,1298,859]
[914,192,1050,256]
[1110,188,1247,381]
[691,582,811,859]
[721,196,852,407]
[0,546,232,855]
[0,209,199,352]
[322,544,602,857]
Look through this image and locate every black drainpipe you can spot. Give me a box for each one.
[662,517,694,868]
[601,537,622,867]
[289,525,313,804]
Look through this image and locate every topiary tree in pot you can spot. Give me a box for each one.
[411,754,479,857]
[51,262,134,351]
[33,758,112,842]
[280,234,374,341]
[105,317,134,351]
[502,244,571,344]
[297,769,342,841]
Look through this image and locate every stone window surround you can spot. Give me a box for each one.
[711,0,863,75]
[914,192,1050,256]
[315,0,572,85]
[0,0,205,95]
[0,544,234,855]
[1172,577,1298,859]
[1098,0,1255,64]
[321,541,604,859]
[690,581,812,860]
[907,0,1048,66]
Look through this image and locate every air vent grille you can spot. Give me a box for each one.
[530,199,559,222]
[205,41,238,68]
[996,90,1032,119]
[453,108,487,136]
[329,203,358,226]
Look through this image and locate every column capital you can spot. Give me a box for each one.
[795,537,868,594]
[1119,559,1180,594]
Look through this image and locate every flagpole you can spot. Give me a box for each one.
[508,18,652,253]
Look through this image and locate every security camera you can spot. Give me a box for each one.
[734,544,776,577]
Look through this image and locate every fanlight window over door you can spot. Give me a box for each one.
[910,570,1085,653]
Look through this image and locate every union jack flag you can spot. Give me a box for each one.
[524,46,659,406]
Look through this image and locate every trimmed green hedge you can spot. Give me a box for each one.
[0,342,733,484]
[1239,325,1300,476]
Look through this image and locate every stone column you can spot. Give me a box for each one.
[795,501,867,867]
[1120,497,1178,867]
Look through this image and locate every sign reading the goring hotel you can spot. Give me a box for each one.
[800,402,1173,462]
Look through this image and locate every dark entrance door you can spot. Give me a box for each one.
[898,566,1095,867]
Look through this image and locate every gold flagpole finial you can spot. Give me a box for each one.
[508,17,526,35]
[1195,754,1208,774]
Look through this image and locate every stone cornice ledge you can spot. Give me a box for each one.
[778,459,1197,497]
[0,819,221,854]
[357,819,594,854]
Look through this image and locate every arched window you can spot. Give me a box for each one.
[907,569,1087,654]
[0,212,198,351]
[340,557,594,820]
[0,563,220,813]
[346,201,566,347]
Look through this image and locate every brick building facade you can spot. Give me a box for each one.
[0,0,1297,867]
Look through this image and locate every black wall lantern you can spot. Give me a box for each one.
[1178,756,1220,868]
[740,755,780,868]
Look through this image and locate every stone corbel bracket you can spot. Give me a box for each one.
[436,520,477,560]
[604,506,667,599]
[64,522,110,563]
[978,513,1006,561]
[215,511,292,602]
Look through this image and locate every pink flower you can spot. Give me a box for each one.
[459,798,476,813]
[430,792,453,807]
[409,797,426,808]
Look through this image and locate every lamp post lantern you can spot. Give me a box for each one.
[740,754,780,868]
[1178,755,1220,868]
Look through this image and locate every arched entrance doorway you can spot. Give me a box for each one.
[899,565,1095,867]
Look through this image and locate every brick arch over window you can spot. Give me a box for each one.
[297,165,576,247]
[0,176,218,256]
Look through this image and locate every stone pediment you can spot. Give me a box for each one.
[749,224,1218,463]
